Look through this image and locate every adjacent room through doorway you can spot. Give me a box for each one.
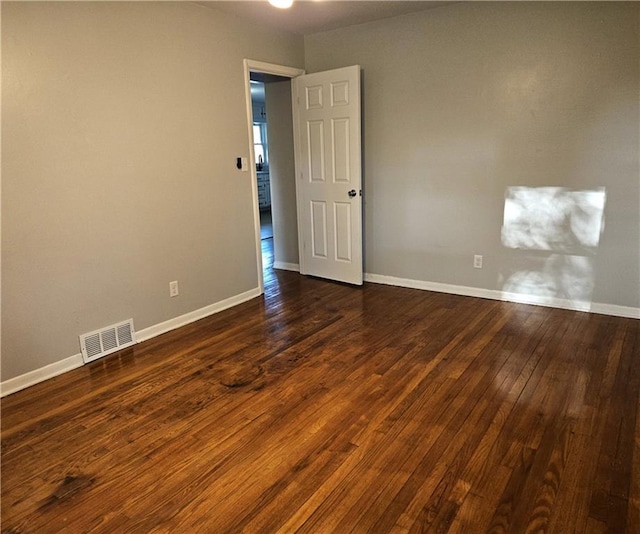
[250,77,274,270]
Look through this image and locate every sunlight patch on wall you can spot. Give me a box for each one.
[502,187,606,252]
[499,186,606,308]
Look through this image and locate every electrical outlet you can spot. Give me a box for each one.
[474,255,483,269]
[169,280,179,297]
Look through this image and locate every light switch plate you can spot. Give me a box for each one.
[237,157,249,172]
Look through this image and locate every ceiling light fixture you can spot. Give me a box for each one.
[268,0,294,9]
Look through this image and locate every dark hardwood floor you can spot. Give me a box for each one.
[2,240,639,533]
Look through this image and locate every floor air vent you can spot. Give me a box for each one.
[79,319,136,363]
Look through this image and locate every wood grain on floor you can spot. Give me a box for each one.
[2,248,639,533]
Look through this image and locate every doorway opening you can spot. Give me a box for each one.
[249,77,274,263]
[243,60,305,294]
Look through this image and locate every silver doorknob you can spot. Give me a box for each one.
[348,189,357,198]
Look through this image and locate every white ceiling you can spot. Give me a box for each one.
[195,1,452,35]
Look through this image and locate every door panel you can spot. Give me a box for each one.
[306,85,323,109]
[311,201,328,259]
[334,202,352,262]
[295,65,362,285]
[332,118,350,184]
[308,121,325,181]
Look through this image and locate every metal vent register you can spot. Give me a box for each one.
[79,319,136,363]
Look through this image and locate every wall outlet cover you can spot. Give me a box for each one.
[170,280,179,297]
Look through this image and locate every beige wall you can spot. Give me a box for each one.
[3,1,639,384]
[1,2,303,380]
[306,2,640,309]
[265,79,299,266]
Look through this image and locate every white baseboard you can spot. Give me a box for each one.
[136,287,261,342]
[1,287,262,398]
[273,261,300,272]
[364,273,640,319]
[0,353,84,398]
[589,302,640,319]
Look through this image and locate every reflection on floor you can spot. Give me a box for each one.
[260,210,273,240]
[261,236,274,271]
[262,237,281,297]
[4,258,638,532]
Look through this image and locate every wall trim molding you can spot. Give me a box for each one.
[273,261,300,272]
[589,302,640,320]
[136,287,261,343]
[1,287,263,398]
[0,354,84,398]
[364,273,640,319]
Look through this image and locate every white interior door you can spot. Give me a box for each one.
[294,65,362,285]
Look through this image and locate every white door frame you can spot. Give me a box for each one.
[243,59,305,294]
